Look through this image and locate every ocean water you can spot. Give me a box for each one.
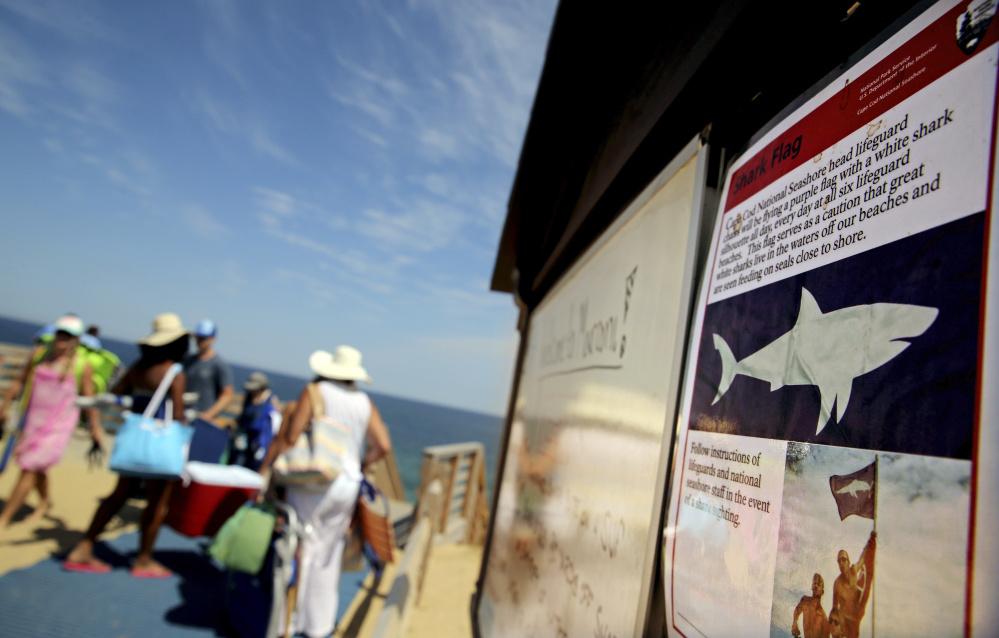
[0,315,504,503]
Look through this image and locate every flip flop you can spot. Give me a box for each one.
[62,560,111,574]
[130,567,173,579]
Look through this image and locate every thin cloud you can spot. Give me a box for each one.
[253,186,349,228]
[69,148,155,197]
[262,222,336,259]
[42,137,63,153]
[248,121,296,165]
[271,267,391,314]
[0,24,49,116]
[182,204,229,239]
[416,280,511,313]
[349,123,390,148]
[253,186,296,217]
[102,166,151,197]
[315,0,554,256]
[319,249,414,286]
[121,149,158,178]
[199,0,248,88]
[333,91,396,127]
[430,0,554,166]
[331,0,553,168]
[0,0,117,43]
[54,61,122,132]
[331,53,409,100]
[261,216,411,288]
[185,89,297,164]
[355,200,466,252]
[187,88,240,134]
[273,268,339,304]
[219,259,247,297]
[62,62,117,104]
[418,127,460,162]
[420,173,450,197]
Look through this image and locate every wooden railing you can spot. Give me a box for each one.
[416,442,489,545]
[369,480,441,638]
[371,442,491,638]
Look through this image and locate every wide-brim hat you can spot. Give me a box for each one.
[309,346,372,384]
[138,312,189,346]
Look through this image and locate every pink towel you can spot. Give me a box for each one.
[16,364,80,472]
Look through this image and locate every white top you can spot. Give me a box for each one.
[316,379,371,481]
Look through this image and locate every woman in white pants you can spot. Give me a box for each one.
[262,345,391,638]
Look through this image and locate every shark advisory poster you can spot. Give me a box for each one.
[663,1,999,637]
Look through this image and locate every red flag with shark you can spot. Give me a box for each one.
[829,461,876,521]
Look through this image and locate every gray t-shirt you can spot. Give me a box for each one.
[183,353,234,413]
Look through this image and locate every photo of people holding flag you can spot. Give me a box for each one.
[769,443,968,638]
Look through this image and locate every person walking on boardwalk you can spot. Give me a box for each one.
[260,346,392,638]
[63,313,189,577]
[229,371,281,471]
[0,315,103,539]
[183,319,234,424]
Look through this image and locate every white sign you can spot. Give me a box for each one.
[664,1,999,636]
[479,139,708,638]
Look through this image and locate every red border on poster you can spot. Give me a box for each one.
[722,2,998,214]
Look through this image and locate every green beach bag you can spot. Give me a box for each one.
[209,503,276,575]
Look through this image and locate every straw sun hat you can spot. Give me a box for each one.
[138,312,189,346]
[309,346,372,384]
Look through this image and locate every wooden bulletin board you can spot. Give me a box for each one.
[475,137,710,638]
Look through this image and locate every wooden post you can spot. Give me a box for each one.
[472,460,489,545]
[415,478,442,606]
[441,454,460,533]
[417,451,435,503]
[463,449,483,543]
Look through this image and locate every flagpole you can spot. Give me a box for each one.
[872,455,878,638]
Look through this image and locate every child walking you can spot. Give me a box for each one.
[0,315,103,539]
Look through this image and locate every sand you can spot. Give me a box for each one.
[0,429,133,576]
[406,543,482,638]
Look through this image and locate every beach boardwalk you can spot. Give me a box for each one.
[0,431,366,638]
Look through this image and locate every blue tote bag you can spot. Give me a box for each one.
[110,363,194,480]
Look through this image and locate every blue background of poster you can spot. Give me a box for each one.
[690,212,982,459]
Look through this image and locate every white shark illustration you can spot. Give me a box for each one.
[712,288,938,435]
[836,480,872,498]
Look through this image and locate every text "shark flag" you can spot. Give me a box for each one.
[829,461,876,521]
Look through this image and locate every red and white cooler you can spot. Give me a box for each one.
[166,462,266,537]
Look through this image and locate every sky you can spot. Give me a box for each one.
[0,0,558,415]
